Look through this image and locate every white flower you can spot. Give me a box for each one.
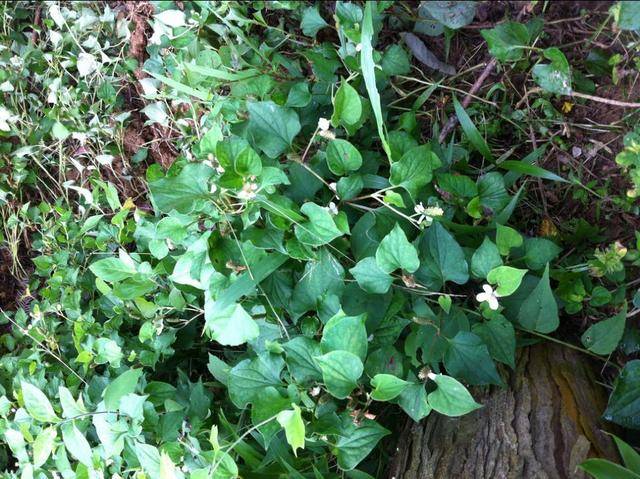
[476,284,500,310]
[328,202,338,215]
[237,182,258,201]
[318,129,336,140]
[318,117,331,131]
[414,202,443,226]
[355,43,363,52]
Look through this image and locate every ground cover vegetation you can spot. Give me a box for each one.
[0,1,639,477]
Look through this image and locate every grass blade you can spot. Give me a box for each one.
[453,95,494,163]
[361,1,392,163]
[184,63,260,82]
[146,71,212,101]
[499,160,568,183]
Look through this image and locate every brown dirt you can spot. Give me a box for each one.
[124,1,154,65]
[0,248,19,312]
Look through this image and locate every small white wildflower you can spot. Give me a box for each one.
[310,386,321,397]
[319,130,336,140]
[328,201,338,215]
[318,117,331,131]
[237,182,258,201]
[355,43,363,52]
[414,203,443,226]
[476,284,500,310]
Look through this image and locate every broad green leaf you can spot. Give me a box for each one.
[611,433,640,474]
[603,360,640,429]
[321,312,368,361]
[21,382,59,423]
[326,139,363,175]
[331,82,362,127]
[89,257,136,282]
[276,404,305,456]
[422,1,477,29]
[251,387,290,447]
[427,374,482,417]
[517,265,559,334]
[361,2,392,162]
[214,252,287,310]
[33,427,57,468]
[437,173,478,198]
[472,316,516,368]
[381,44,411,76]
[103,369,143,410]
[499,160,568,183]
[149,163,214,214]
[295,202,344,246]
[444,331,503,386]
[286,82,311,108]
[487,266,527,296]
[397,382,431,422]
[204,302,260,346]
[61,422,92,467]
[453,96,493,162]
[315,350,363,399]
[617,1,640,30]
[135,442,161,478]
[247,101,301,158]
[481,22,530,62]
[418,222,469,285]
[59,387,87,419]
[283,337,323,383]
[334,419,390,470]
[228,354,284,408]
[169,232,212,289]
[370,374,409,401]
[532,47,572,95]
[471,237,503,279]
[4,429,27,464]
[581,309,626,355]
[478,172,509,213]
[579,459,640,479]
[160,451,178,479]
[390,145,441,198]
[496,224,523,256]
[524,237,562,270]
[52,121,70,140]
[375,224,420,274]
[337,174,364,200]
[300,6,328,37]
[350,257,393,294]
[94,337,123,367]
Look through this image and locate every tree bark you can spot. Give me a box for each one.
[388,343,619,479]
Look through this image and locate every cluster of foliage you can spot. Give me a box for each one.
[0,1,639,477]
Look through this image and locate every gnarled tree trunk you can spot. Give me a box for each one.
[388,343,618,479]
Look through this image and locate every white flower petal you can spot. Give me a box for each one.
[482,284,493,294]
[488,295,500,310]
[476,292,488,303]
